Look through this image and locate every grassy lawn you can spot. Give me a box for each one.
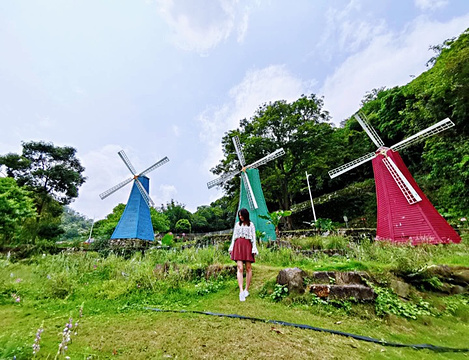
[1,238,468,359]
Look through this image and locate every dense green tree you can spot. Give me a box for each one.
[159,200,192,231]
[60,207,93,241]
[191,198,235,232]
[92,204,126,239]
[175,218,191,233]
[150,208,170,233]
[0,141,86,216]
[0,177,36,244]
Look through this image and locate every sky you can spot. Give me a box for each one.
[1,0,468,220]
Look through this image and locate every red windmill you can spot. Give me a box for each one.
[329,114,461,245]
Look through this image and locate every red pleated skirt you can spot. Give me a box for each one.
[231,237,255,263]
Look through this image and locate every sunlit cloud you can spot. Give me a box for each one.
[156,0,254,54]
[414,0,449,11]
[320,13,469,124]
[198,64,313,173]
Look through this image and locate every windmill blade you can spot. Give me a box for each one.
[328,152,376,179]
[354,113,385,148]
[247,148,285,170]
[382,157,422,204]
[232,136,246,167]
[390,118,455,152]
[118,150,137,175]
[139,156,169,177]
[207,170,240,189]
[241,172,258,209]
[135,178,155,208]
[99,177,134,200]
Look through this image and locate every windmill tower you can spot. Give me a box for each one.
[329,114,461,244]
[207,136,285,241]
[99,150,169,241]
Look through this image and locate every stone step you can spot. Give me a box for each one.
[310,271,370,285]
[308,284,375,301]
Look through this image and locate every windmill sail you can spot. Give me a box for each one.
[354,113,384,148]
[135,178,155,207]
[207,170,240,189]
[391,118,454,152]
[99,177,134,200]
[232,136,246,167]
[118,150,137,175]
[140,157,170,177]
[382,157,421,204]
[248,148,285,170]
[241,171,258,209]
[328,152,376,178]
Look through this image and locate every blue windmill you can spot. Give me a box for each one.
[99,150,169,241]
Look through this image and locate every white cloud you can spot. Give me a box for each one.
[320,14,469,125]
[35,114,54,128]
[172,125,180,136]
[415,0,448,11]
[198,64,313,173]
[154,184,178,207]
[156,0,253,53]
[317,0,387,57]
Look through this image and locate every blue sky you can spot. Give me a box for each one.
[1,0,468,220]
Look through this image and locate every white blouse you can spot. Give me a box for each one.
[229,222,258,255]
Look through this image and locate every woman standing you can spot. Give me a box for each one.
[229,208,258,301]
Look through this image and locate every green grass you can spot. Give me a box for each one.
[1,239,468,359]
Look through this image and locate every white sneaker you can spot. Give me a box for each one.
[243,290,249,298]
[239,291,246,302]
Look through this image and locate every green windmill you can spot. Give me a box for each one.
[207,136,285,241]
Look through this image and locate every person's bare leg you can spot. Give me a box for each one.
[245,261,252,292]
[236,261,244,292]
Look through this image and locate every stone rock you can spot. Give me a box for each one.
[336,272,370,285]
[390,279,411,299]
[310,271,370,285]
[450,285,466,295]
[277,267,307,294]
[328,285,375,301]
[205,264,236,279]
[311,271,336,284]
[452,269,469,285]
[426,265,453,278]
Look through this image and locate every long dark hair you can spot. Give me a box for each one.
[238,208,251,226]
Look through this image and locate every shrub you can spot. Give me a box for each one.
[175,219,191,233]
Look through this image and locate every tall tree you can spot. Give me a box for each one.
[212,94,339,228]
[159,200,192,231]
[0,141,86,216]
[0,177,36,244]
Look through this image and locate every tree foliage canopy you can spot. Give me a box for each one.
[0,141,86,213]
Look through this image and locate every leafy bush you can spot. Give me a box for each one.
[313,218,338,232]
[270,284,289,302]
[175,219,191,233]
[161,233,174,246]
[89,237,111,256]
[373,286,434,319]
